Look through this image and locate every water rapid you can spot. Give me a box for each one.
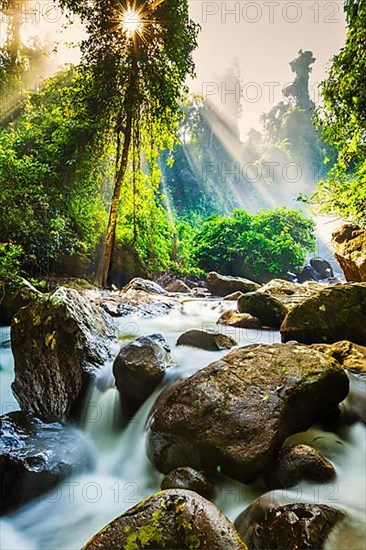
[0,299,365,549]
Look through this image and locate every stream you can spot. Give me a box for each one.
[0,299,365,549]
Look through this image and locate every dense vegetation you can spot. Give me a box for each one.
[0,0,364,290]
[313,0,366,224]
[193,208,315,282]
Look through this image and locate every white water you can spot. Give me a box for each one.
[0,299,365,549]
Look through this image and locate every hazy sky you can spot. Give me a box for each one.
[1,0,346,137]
[188,0,346,136]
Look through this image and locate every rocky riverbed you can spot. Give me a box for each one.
[0,272,365,549]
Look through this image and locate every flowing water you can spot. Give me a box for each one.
[0,299,365,549]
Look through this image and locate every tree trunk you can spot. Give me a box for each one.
[98,111,133,287]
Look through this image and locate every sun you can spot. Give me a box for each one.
[122,8,142,36]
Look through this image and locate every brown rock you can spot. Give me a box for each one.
[238,291,288,328]
[176,329,237,351]
[265,444,335,489]
[165,279,192,294]
[332,223,366,282]
[281,283,366,345]
[223,291,245,301]
[147,343,349,483]
[235,500,345,550]
[207,272,260,297]
[161,467,215,500]
[217,310,261,329]
[311,340,366,374]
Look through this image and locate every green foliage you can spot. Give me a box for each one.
[192,208,315,282]
[314,1,366,224]
[0,67,110,272]
[0,242,24,284]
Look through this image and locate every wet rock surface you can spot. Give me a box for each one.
[264,444,335,489]
[235,500,345,550]
[113,334,172,411]
[217,310,261,329]
[207,272,260,297]
[83,489,247,550]
[148,342,349,482]
[176,329,237,351]
[332,223,366,282]
[121,277,168,295]
[11,287,116,422]
[238,291,288,328]
[0,411,92,515]
[161,467,215,500]
[97,290,178,318]
[281,283,366,345]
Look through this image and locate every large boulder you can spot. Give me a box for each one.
[235,499,344,550]
[258,279,299,296]
[238,291,288,328]
[264,444,335,490]
[332,223,366,282]
[11,287,116,422]
[207,272,260,297]
[161,467,215,501]
[0,278,41,326]
[217,310,261,329]
[0,411,92,515]
[122,277,167,295]
[83,489,247,550]
[176,329,237,351]
[113,334,172,411]
[147,343,349,483]
[281,283,366,345]
[310,258,334,279]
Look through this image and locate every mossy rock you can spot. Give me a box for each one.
[83,489,247,549]
[148,343,349,483]
[281,283,366,345]
[0,278,41,326]
[238,291,288,328]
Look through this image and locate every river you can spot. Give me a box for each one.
[0,299,365,549]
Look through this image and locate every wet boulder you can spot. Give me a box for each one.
[122,277,167,295]
[223,291,244,301]
[310,258,334,280]
[165,279,192,294]
[238,291,288,328]
[0,278,41,326]
[281,283,366,345]
[264,444,335,490]
[11,287,116,422]
[161,467,215,501]
[217,310,261,329]
[147,343,349,483]
[177,329,237,351]
[332,223,366,282]
[113,334,172,411]
[83,489,247,550]
[0,411,92,515]
[235,499,344,550]
[207,272,260,297]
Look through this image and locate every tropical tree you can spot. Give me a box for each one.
[59,0,199,285]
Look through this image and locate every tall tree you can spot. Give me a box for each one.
[60,0,199,286]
